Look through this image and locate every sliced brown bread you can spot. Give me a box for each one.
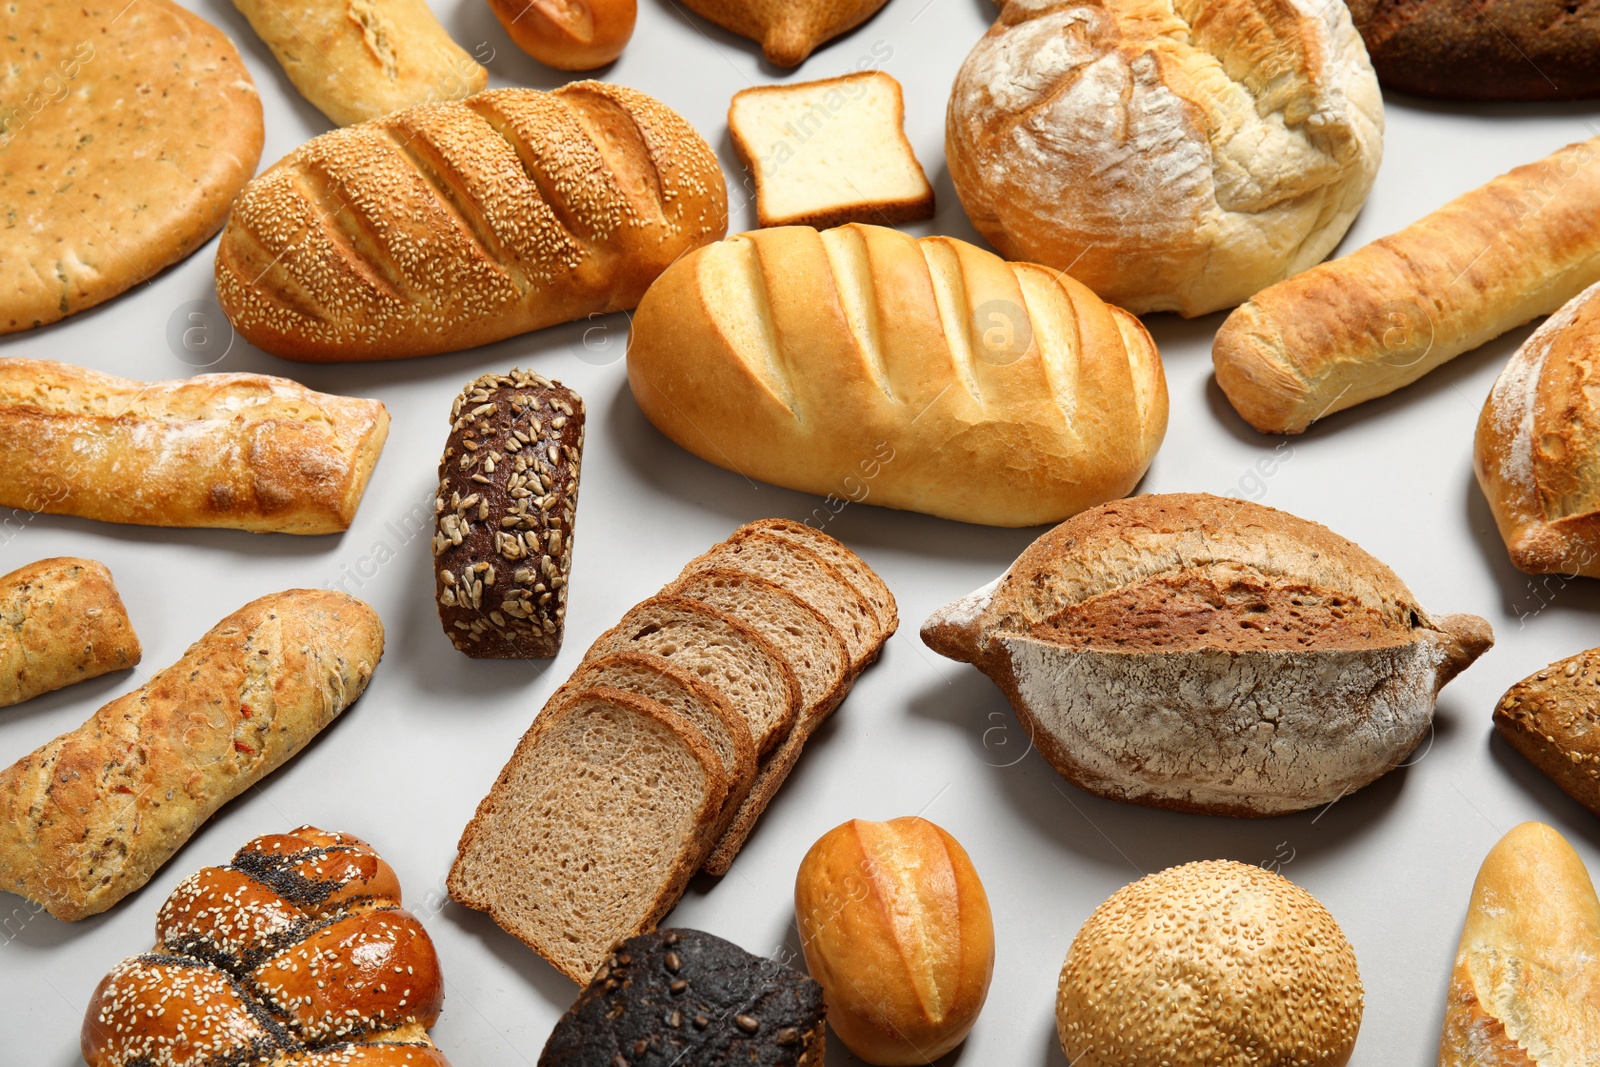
[584,595,801,756]
[681,533,881,669]
[448,686,729,984]
[562,651,759,843]
[668,567,850,719]
[747,518,899,639]
[702,703,834,877]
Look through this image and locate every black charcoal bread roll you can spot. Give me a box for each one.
[539,928,826,1066]
[433,370,585,658]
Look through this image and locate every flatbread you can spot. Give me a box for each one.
[0,0,264,333]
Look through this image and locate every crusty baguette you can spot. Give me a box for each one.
[448,686,728,983]
[1439,822,1600,1066]
[216,83,728,361]
[0,359,389,534]
[433,370,585,657]
[627,223,1168,527]
[923,493,1493,816]
[0,590,384,921]
[1475,279,1600,576]
[232,0,487,126]
[0,558,140,708]
[1214,137,1600,433]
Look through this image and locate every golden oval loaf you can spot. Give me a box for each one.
[795,817,994,1066]
[946,0,1383,317]
[0,590,384,921]
[680,0,890,65]
[0,558,140,708]
[0,359,389,534]
[490,0,637,70]
[922,493,1493,815]
[626,224,1168,527]
[1475,279,1600,576]
[216,83,728,361]
[1058,860,1363,1067]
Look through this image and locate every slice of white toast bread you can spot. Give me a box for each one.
[730,71,935,229]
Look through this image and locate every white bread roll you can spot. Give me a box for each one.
[946,0,1383,317]
[1439,822,1600,1066]
[625,224,1168,528]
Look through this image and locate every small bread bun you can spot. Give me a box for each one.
[795,817,994,1065]
[488,0,636,70]
[1058,860,1363,1067]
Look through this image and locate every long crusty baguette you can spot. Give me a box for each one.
[216,82,728,361]
[1439,822,1600,1065]
[232,0,487,126]
[0,558,140,708]
[0,359,388,534]
[0,590,384,921]
[1214,137,1600,433]
[626,224,1168,527]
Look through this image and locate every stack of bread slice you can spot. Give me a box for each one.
[447,518,896,983]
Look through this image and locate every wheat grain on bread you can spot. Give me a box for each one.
[0,590,384,921]
[0,558,140,708]
[447,686,728,983]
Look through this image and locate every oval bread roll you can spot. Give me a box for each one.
[626,224,1168,528]
[1475,278,1600,576]
[216,83,729,361]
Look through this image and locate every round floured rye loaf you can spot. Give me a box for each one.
[921,493,1493,816]
[945,0,1384,317]
[1058,860,1363,1067]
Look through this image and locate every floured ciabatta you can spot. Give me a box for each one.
[922,493,1492,816]
[945,0,1384,317]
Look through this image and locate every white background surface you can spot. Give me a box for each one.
[4,0,1600,1063]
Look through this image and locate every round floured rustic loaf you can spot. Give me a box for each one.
[1475,279,1600,577]
[945,0,1384,317]
[921,493,1493,816]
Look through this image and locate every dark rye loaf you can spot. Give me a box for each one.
[539,928,825,1066]
[433,369,584,658]
[1348,0,1600,100]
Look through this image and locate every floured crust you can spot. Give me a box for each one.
[1439,822,1600,1066]
[0,358,389,534]
[0,0,263,334]
[921,493,1493,815]
[946,0,1383,317]
[1475,279,1600,576]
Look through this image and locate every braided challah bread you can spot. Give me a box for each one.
[216,82,729,362]
[626,223,1168,527]
[82,827,450,1066]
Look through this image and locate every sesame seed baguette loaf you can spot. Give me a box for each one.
[560,651,759,842]
[677,531,884,669]
[0,359,389,535]
[626,223,1168,527]
[583,595,802,757]
[0,557,140,708]
[1214,136,1600,434]
[448,686,730,983]
[216,82,729,361]
[1438,822,1600,1067]
[232,0,487,127]
[1493,648,1600,817]
[923,493,1493,816]
[433,370,584,658]
[0,590,384,921]
[1474,280,1600,576]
